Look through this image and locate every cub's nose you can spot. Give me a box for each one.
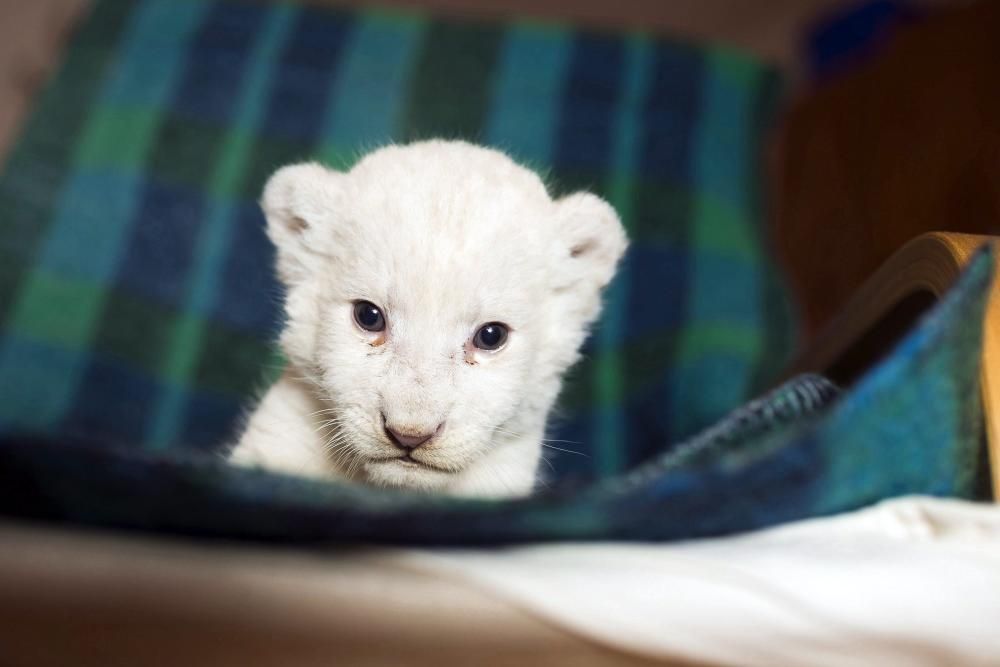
[384,420,444,450]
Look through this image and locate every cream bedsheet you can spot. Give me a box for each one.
[389,497,1000,666]
[4,496,998,666]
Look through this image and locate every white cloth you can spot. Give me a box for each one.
[389,497,1000,666]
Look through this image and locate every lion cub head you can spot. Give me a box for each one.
[263,141,626,493]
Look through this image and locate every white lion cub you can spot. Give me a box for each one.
[229,140,627,497]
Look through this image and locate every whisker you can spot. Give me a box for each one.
[540,443,589,458]
[537,453,557,475]
[307,407,340,418]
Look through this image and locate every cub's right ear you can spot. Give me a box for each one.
[261,162,342,285]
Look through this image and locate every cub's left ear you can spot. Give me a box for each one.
[553,192,628,291]
[261,162,342,287]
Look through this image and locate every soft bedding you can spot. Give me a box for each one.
[0,0,992,548]
[390,495,1000,666]
[0,248,992,545]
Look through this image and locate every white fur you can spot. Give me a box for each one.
[229,140,627,497]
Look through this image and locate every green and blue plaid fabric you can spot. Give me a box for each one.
[0,0,791,481]
[0,250,989,545]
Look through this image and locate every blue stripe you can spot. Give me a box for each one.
[65,353,166,444]
[186,6,298,321]
[179,387,245,451]
[632,41,705,446]
[208,9,358,336]
[683,254,765,322]
[671,51,764,429]
[552,34,626,178]
[318,12,427,166]
[693,51,756,213]
[31,170,145,282]
[486,23,573,168]
[607,36,654,240]
[208,199,281,334]
[170,3,276,124]
[0,0,208,433]
[257,10,355,142]
[549,33,626,478]
[592,36,654,474]
[117,3,272,307]
[668,353,768,441]
[0,337,87,433]
[102,0,210,107]
[31,0,209,283]
[63,4,273,445]
[637,41,704,183]
[116,179,206,305]
[149,6,300,448]
[153,10,356,447]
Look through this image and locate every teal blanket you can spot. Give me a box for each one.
[0,251,990,544]
[0,0,789,481]
[0,0,991,545]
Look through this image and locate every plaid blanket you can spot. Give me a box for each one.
[0,248,990,545]
[0,0,990,547]
[0,0,790,482]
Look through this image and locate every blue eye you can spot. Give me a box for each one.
[473,323,508,351]
[353,301,386,332]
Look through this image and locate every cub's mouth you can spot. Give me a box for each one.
[367,454,456,474]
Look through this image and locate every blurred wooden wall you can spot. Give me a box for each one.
[774,0,1000,339]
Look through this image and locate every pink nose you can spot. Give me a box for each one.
[385,423,443,450]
